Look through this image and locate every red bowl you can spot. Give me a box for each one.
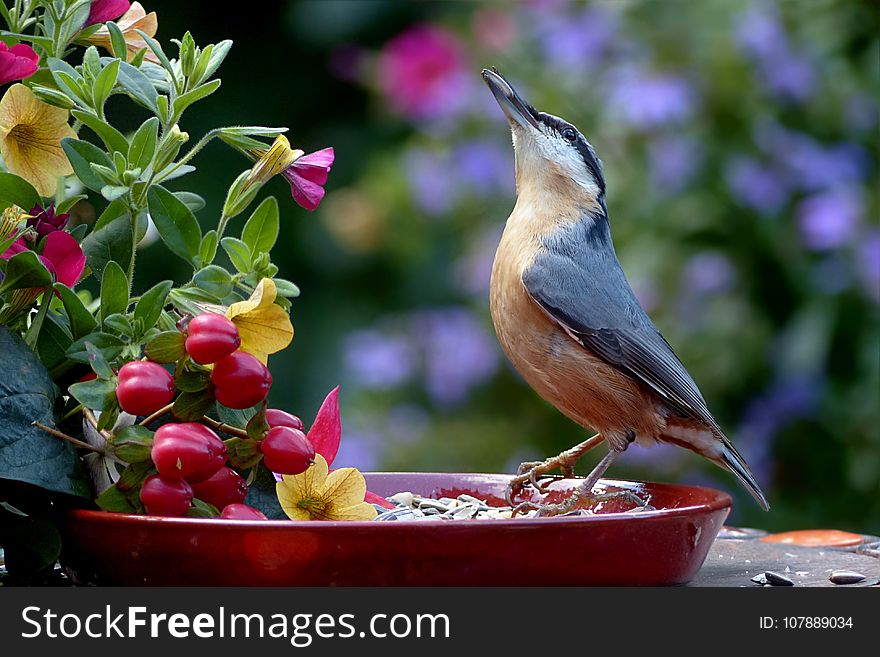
[62,473,730,586]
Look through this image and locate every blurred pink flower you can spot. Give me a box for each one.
[377,25,469,120]
[283,147,334,211]
[0,42,39,85]
[85,0,130,27]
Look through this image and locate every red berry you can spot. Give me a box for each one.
[210,351,272,409]
[184,313,241,365]
[260,426,315,475]
[140,475,193,516]
[220,503,268,520]
[151,422,227,483]
[191,466,248,509]
[266,408,304,431]
[116,361,175,416]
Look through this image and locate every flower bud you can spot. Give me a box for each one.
[30,85,75,110]
[153,124,189,172]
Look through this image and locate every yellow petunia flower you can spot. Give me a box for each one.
[0,84,76,197]
[225,277,293,364]
[277,454,378,521]
[86,2,159,63]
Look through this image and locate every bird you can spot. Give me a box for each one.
[481,67,769,517]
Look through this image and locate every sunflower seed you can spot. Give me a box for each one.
[764,571,794,586]
[388,492,414,508]
[829,570,865,585]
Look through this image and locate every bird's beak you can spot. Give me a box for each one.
[481,67,541,131]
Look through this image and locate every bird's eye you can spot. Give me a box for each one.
[561,128,577,142]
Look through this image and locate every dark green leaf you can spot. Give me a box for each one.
[225,437,263,471]
[186,498,219,518]
[147,186,201,265]
[100,260,129,323]
[128,116,159,171]
[47,58,90,107]
[71,111,129,155]
[217,404,257,429]
[102,312,133,336]
[134,279,172,335]
[199,230,218,265]
[174,369,210,393]
[115,460,154,492]
[246,404,270,441]
[61,138,115,192]
[174,191,205,213]
[85,341,115,379]
[0,250,52,294]
[68,376,117,411]
[241,196,279,255]
[66,332,124,363]
[135,29,174,76]
[106,21,128,60]
[193,265,233,298]
[56,194,88,215]
[95,483,141,513]
[168,286,221,316]
[36,312,74,377]
[0,327,89,498]
[0,172,40,209]
[244,464,284,519]
[172,79,221,115]
[220,237,251,273]
[55,283,97,340]
[0,510,62,580]
[81,213,133,280]
[144,330,185,363]
[92,58,120,109]
[172,389,215,422]
[96,400,121,432]
[111,425,153,463]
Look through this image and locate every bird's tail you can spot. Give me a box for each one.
[717,440,770,511]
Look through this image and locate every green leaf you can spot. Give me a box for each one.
[0,510,63,581]
[55,284,96,340]
[174,191,205,213]
[111,425,153,463]
[217,404,257,429]
[225,437,263,471]
[56,193,88,215]
[82,210,133,281]
[174,369,210,393]
[100,260,129,323]
[68,376,117,411]
[198,230,218,265]
[46,58,90,107]
[220,237,252,273]
[128,116,159,171]
[273,278,300,298]
[95,483,141,513]
[147,186,202,265]
[101,185,129,201]
[66,332,124,363]
[172,389,215,422]
[0,250,52,294]
[115,460,154,492]
[241,196,279,255]
[244,464,284,519]
[186,498,219,518]
[85,341,115,379]
[144,330,185,363]
[102,312,133,336]
[71,111,129,155]
[134,279,172,334]
[0,327,90,498]
[0,172,40,209]
[202,39,233,81]
[96,400,121,432]
[61,138,115,192]
[135,29,174,77]
[193,265,233,298]
[115,60,159,112]
[92,58,120,109]
[173,78,221,115]
[168,286,221,315]
[92,197,128,232]
[36,313,74,377]
[106,21,128,60]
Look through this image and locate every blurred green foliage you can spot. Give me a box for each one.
[115,0,878,532]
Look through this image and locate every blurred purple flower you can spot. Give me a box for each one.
[856,231,880,303]
[453,225,502,297]
[343,329,416,390]
[385,404,430,443]
[624,441,685,473]
[453,139,513,197]
[844,94,879,132]
[761,51,816,102]
[683,252,736,297]
[334,430,381,471]
[734,4,786,60]
[404,148,460,217]
[647,135,703,193]
[376,24,470,121]
[534,5,617,71]
[797,188,862,251]
[412,307,500,407]
[630,277,661,313]
[724,155,791,214]
[811,256,854,295]
[607,69,696,129]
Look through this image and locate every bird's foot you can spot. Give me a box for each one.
[511,489,655,518]
[505,434,604,506]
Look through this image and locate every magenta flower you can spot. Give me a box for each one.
[0,42,39,85]
[283,147,334,211]
[85,0,130,27]
[377,25,469,120]
[27,204,71,240]
[1,230,86,288]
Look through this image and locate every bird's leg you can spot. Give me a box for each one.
[512,432,635,517]
[506,433,604,506]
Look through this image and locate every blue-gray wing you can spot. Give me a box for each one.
[522,217,724,436]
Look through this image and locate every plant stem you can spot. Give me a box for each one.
[33,421,106,454]
[82,407,113,441]
[139,402,174,427]
[200,415,250,439]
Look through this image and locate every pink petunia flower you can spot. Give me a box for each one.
[1,230,86,287]
[85,0,131,27]
[0,42,39,85]
[27,204,71,240]
[282,147,335,212]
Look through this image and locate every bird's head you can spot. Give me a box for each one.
[482,67,605,211]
